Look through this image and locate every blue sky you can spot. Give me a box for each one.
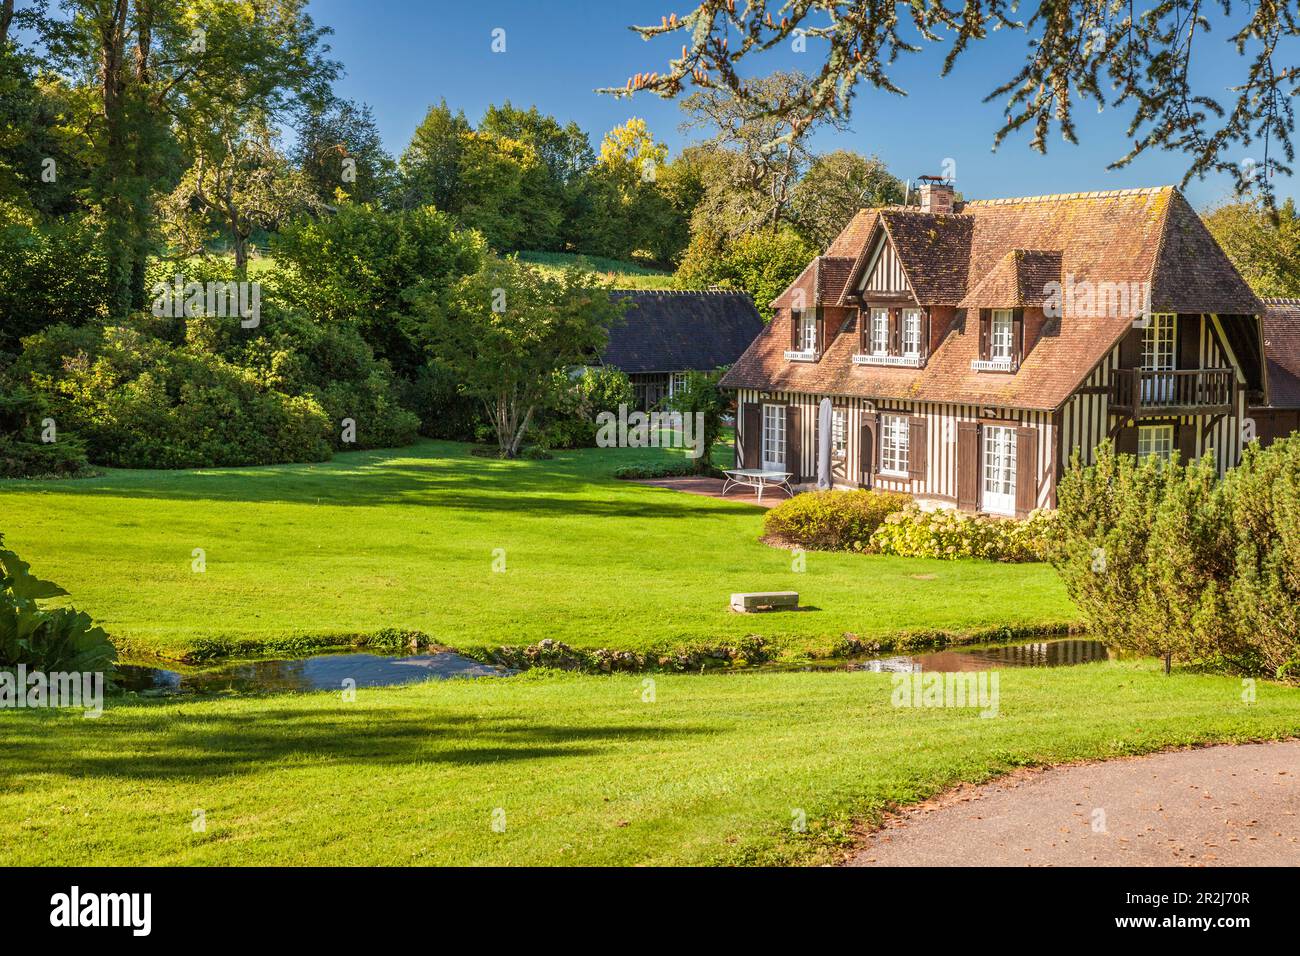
[313,0,1295,211]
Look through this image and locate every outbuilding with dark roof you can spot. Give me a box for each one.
[601,290,764,408]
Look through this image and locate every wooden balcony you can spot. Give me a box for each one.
[1109,368,1235,418]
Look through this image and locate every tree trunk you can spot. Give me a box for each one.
[1164,653,1172,675]
[99,1,133,317]
[232,232,249,277]
[1,0,15,47]
[509,406,535,458]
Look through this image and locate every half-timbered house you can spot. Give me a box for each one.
[720,184,1272,515]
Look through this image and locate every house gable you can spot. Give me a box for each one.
[856,228,913,298]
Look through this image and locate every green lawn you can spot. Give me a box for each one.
[0,441,1077,662]
[516,250,677,289]
[2,661,1297,866]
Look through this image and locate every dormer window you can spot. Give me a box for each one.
[870,309,889,355]
[902,308,923,358]
[798,311,816,352]
[854,306,926,368]
[972,308,1021,372]
[989,309,1014,362]
[783,309,818,361]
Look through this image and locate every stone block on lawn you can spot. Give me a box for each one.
[730,591,799,613]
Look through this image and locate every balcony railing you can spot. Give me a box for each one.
[1110,368,1235,417]
[853,352,922,368]
[783,348,816,362]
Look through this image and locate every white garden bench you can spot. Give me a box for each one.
[721,468,793,502]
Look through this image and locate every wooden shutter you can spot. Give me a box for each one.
[860,412,878,487]
[1011,308,1025,367]
[1015,426,1038,517]
[1177,314,1199,370]
[888,309,901,355]
[857,308,867,354]
[786,404,801,481]
[907,416,927,480]
[921,308,932,361]
[741,402,761,468]
[1116,423,1139,456]
[1177,422,1197,462]
[957,421,980,510]
[1119,326,1141,368]
[978,310,991,361]
[815,310,825,356]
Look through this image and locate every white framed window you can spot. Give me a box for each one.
[793,310,817,352]
[870,308,889,355]
[1141,313,1177,403]
[879,413,910,476]
[1141,314,1177,370]
[669,372,689,396]
[784,310,817,360]
[989,309,1014,362]
[762,404,786,472]
[832,408,847,459]
[902,308,923,356]
[1138,423,1174,463]
[982,425,1017,515]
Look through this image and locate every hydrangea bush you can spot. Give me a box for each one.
[870,504,1057,563]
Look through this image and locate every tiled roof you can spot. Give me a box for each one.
[875,209,973,304]
[602,290,764,375]
[1261,299,1300,408]
[723,186,1264,411]
[771,256,855,308]
[721,305,1131,411]
[958,249,1062,310]
[824,210,877,257]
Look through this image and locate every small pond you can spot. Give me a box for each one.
[836,638,1113,673]
[116,638,1112,696]
[117,650,512,695]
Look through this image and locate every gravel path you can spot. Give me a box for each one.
[848,740,1300,867]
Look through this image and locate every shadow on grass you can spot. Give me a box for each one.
[4,440,754,519]
[0,705,712,783]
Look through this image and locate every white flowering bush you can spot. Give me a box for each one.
[869,504,1057,562]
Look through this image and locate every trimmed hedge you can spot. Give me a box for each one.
[763,489,910,551]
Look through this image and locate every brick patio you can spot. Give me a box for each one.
[630,476,785,508]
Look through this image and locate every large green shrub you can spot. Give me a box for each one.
[400,361,484,441]
[1054,440,1297,677]
[0,533,116,675]
[20,320,333,469]
[535,366,635,450]
[0,216,110,353]
[763,489,911,551]
[871,504,1058,563]
[0,384,92,478]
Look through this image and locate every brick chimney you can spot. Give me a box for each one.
[918,178,954,214]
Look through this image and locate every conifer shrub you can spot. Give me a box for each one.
[1054,439,1300,679]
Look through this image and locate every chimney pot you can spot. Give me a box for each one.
[919,181,954,214]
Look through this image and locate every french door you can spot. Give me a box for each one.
[1141,313,1176,403]
[982,425,1017,515]
[831,407,848,482]
[762,404,786,472]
